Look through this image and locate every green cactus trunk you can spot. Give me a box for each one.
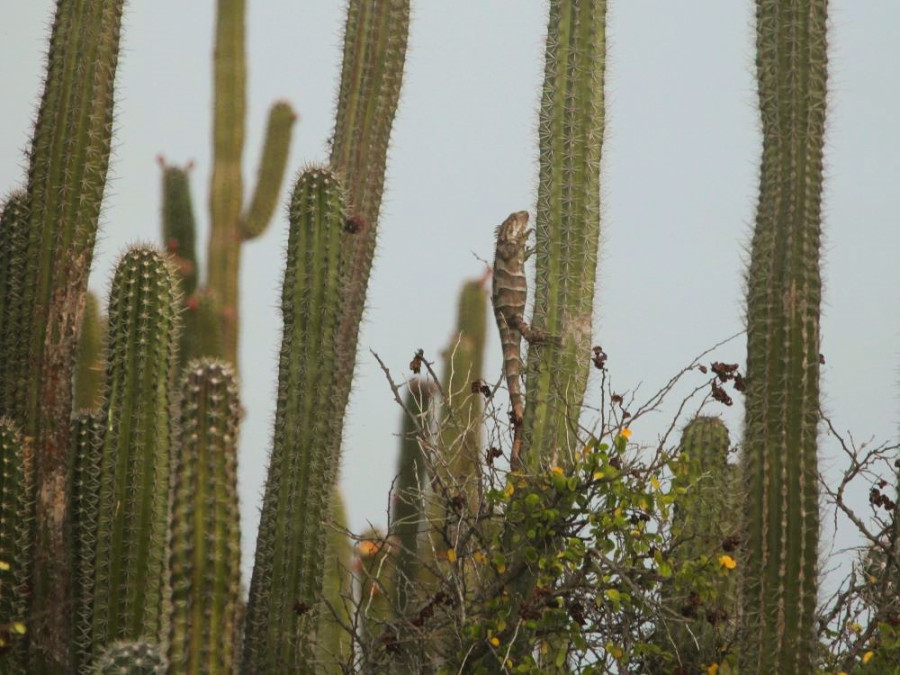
[0,191,29,414]
[739,1,827,671]
[84,248,181,658]
[160,163,200,298]
[0,1,126,668]
[73,292,106,411]
[316,488,353,672]
[205,0,295,366]
[523,0,607,467]
[167,360,242,674]
[242,168,350,672]
[0,419,33,668]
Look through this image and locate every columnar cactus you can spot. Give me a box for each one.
[0,1,125,667]
[659,416,738,670]
[242,168,351,672]
[739,0,827,671]
[523,0,607,466]
[317,488,353,672]
[83,248,181,657]
[204,0,296,366]
[167,360,242,674]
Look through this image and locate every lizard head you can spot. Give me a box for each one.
[496,210,530,247]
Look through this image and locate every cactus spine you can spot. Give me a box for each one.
[83,248,181,657]
[92,640,167,675]
[0,1,126,667]
[739,0,827,671]
[205,0,296,366]
[167,360,242,674]
[242,168,350,672]
[523,0,607,466]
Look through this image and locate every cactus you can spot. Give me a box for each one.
[0,1,126,667]
[73,292,106,411]
[71,412,104,672]
[242,167,351,671]
[657,416,738,670]
[522,0,608,467]
[92,640,166,675]
[392,378,434,615]
[82,248,181,657]
[317,488,353,672]
[0,191,28,414]
[204,0,296,366]
[160,162,200,298]
[167,360,242,674]
[739,0,828,671]
[0,419,33,667]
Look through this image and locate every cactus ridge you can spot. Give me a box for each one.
[243,167,351,671]
[73,292,106,411]
[167,359,241,674]
[316,488,353,672]
[0,191,29,417]
[739,0,827,671]
[524,0,607,464]
[88,247,181,653]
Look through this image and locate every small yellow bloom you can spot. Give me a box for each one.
[358,540,380,556]
[503,482,515,499]
[11,622,25,635]
[620,428,632,439]
[650,476,661,491]
[582,444,593,457]
[593,470,604,480]
[718,554,737,570]
[489,636,500,647]
[446,548,457,563]
[0,561,9,571]
[496,563,506,574]
[473,551,487,563]
[862,651,874,664]
[551,466,564,475]
[707,664,719,675]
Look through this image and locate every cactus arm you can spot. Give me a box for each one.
[523,0,607,465]
[167,360,241,674]
[242,168,350,672]
[239,101,297,240]
[739,1,827,671]
[73,292,106,411]
[89,248,181,653]
[0,191,28,414]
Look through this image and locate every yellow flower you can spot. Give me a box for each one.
[707,664,719,675]
[473,551,487,563]
[503,482,515,499]
[0,560,9,571]
[11,622,25,635]
[496,562,506,574]
[490,636,500,647]
[593,470,604,480]
[650,476,661,491]
[718,554,737,570]
[620,428,632,439]
[446,548,457,563]
[358,540,380,556]
[862,651,874,664]
[551,466,564,475]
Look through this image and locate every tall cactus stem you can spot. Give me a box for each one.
[317,488,353,672]
[167,360,242,674]
[87,248,181,655]
[739,0,827,671]
[523,0,607,466]
[3,1,126,667]
[0,191,29,415]
[242,167,350,672]
[206,0,296,365]
[160,161,200,297]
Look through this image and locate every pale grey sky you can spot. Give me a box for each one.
[2,2,899,590]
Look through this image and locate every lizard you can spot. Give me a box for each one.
[491,210,551,470]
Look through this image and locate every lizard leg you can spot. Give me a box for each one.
[514,316,561,345]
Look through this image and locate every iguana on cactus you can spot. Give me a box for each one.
[491,210,554,469]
